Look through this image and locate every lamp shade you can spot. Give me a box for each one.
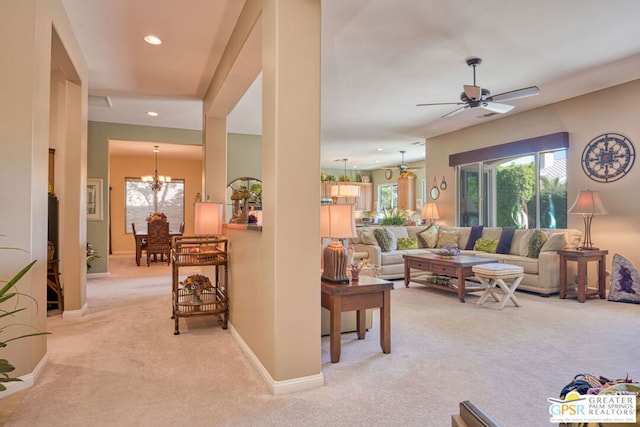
[194,202,223,235]
[320,204,356,238]
[330,184,359,198]
[568,190,608,215]
[421,202,440,220]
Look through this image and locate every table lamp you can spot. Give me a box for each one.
[568,190,607,250]
[194,202,223,236]
[421,202,439,225]
[321,204,356,284]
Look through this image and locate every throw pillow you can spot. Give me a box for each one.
[518,230,533,256]
[437,230,460,248]
[473,238,498,253]
[373,228,391,252]
[496,226,516,254]
[385,228,398,251]
[540,232,566,252]
[527,230,548,258]
[464,225,484,250]
[418,224,439,248]
[386,226,409,239]
[361,231,379,246]
[397,237,419,250]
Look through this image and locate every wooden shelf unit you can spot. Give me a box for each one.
[171,235,229,335]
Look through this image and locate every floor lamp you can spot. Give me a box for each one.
[321,204,356,284]
[568,190,607,250]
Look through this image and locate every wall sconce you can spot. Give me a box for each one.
[568,190,607,250]
[194,202,223,236]
[320,204,356,284]
[421,202,439,225]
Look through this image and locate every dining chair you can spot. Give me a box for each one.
[146,218,171,266]
[132,222,147,266]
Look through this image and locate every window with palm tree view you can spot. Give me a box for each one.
[458,149,567,229]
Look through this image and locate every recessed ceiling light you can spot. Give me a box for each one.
[146,111,159,117]
[144,35,162,45]
[377,148,383,151]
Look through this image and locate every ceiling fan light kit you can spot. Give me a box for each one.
[417,57,540,118]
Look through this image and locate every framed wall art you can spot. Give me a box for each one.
[87,178,103,221]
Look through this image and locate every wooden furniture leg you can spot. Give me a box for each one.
[456,268,466,302]
[559,253,567,299]
[598,256,607,299]
[330,294,342,363]
[380,288,391,354]
[577,257,587,303]
[356,309,366,340]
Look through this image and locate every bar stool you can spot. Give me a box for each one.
[47,258,64,312]
[472,263,524,310]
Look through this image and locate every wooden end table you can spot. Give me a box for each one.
[321,275,393,363]
[558,249,608,303]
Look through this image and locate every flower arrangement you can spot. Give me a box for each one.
[180,274,212,296]
[86,242,100,271]
[433,245,461,258]
[145,212,167,222]
[351,258,372,272]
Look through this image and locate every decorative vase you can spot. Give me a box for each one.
[191,291,202,304]
[351,269,360,281]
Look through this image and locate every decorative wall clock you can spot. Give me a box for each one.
[385,169,393,180]
[430,177,440,200]
[581,132,635,183]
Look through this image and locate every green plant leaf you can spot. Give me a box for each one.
[0,260,36,298]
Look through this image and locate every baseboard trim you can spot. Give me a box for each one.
[0,353,49,398]
[87,272,109,278]
[228,322,324,395]
[62,302,89,320]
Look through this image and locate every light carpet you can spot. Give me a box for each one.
[3,253,640,426]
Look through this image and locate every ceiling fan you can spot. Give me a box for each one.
[417,57,540,118]
[383,150,421,176]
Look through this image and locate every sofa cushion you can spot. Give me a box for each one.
[540,232,566,252]
[496,226,516,254]
[474,238,498,253]
[418,224,439,248]
[527,230,548,258]
[386,229,398,251]
[474,253,540,275]
[465,225,484,250]
[361,230,379,246]
[373,229,391,252]
[482,227,503,241]
[397,237,419,250]
[437,229,460,248]
[518,230,533,256]
[386,226,409,239]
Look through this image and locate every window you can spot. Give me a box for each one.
[378,183,398,218]
[457,150,567,228]
[125,178,185,234]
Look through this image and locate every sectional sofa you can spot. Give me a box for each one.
[349,224,582,296]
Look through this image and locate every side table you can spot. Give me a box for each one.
[321,275,393,363]
[558,249,608,303]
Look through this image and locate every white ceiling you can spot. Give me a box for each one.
[62,0,640,170]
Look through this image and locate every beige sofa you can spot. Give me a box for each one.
[349,224,582,296]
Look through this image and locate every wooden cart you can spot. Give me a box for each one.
[171,235,228,335]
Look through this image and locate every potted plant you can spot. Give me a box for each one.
[0,247,50,391]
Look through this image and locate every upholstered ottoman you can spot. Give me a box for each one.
[472,263,524,310]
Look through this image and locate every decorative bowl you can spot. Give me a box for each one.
[433,246,461,258]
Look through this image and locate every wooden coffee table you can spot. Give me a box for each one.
[404,253,497,302]
[321,275,393,363]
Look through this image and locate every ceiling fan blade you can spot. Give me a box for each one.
[482,102,515,114]
[416,101,465,107]
[441,105,468,118]
[488,86,540,102]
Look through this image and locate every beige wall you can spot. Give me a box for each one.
[0,0,88,382]
[110,156,203,253]
[425,78,640,281]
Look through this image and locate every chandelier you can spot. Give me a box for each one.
[142,145,171,191]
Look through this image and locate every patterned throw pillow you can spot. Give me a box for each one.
[527,230,548,258]
[397,237,419,250]
[373,228,391,252]
[473,238,498,253]
[437,230,460,248]
[418,224,439,248]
